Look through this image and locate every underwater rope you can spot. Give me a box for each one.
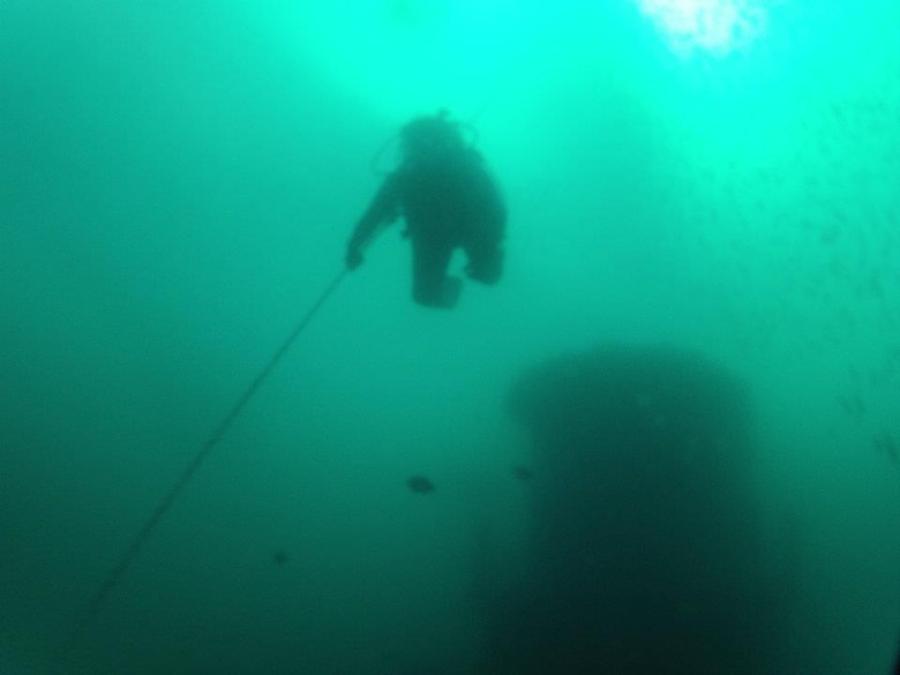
[65,267,348,655]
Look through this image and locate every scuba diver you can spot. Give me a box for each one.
[345,112,506,309]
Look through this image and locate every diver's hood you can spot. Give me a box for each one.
[400,113,466,160]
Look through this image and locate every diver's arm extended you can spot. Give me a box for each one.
[346,174,401,268]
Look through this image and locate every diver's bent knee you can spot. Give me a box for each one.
[469,268,502,285]
[466,255,503,285]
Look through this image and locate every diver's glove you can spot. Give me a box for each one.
[345,244,364,270]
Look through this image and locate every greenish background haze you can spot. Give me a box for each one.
[2,0,900,672]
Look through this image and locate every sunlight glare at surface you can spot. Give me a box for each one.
[637,0,768,55]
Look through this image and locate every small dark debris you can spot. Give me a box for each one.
[512,465,534,481]
[837,393,866,421]
[407,475,435,494]
[874,432,899,466]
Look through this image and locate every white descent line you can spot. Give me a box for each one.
[62,268,348,660]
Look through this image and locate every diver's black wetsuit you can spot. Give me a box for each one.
[347,146,506,308]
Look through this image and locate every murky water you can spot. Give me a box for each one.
[2,2,899,672]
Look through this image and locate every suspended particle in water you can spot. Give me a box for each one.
[512,465,534,481]
[407,475,436,494]
[873,432,899,466]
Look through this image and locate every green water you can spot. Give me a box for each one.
[2,1,899,673]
